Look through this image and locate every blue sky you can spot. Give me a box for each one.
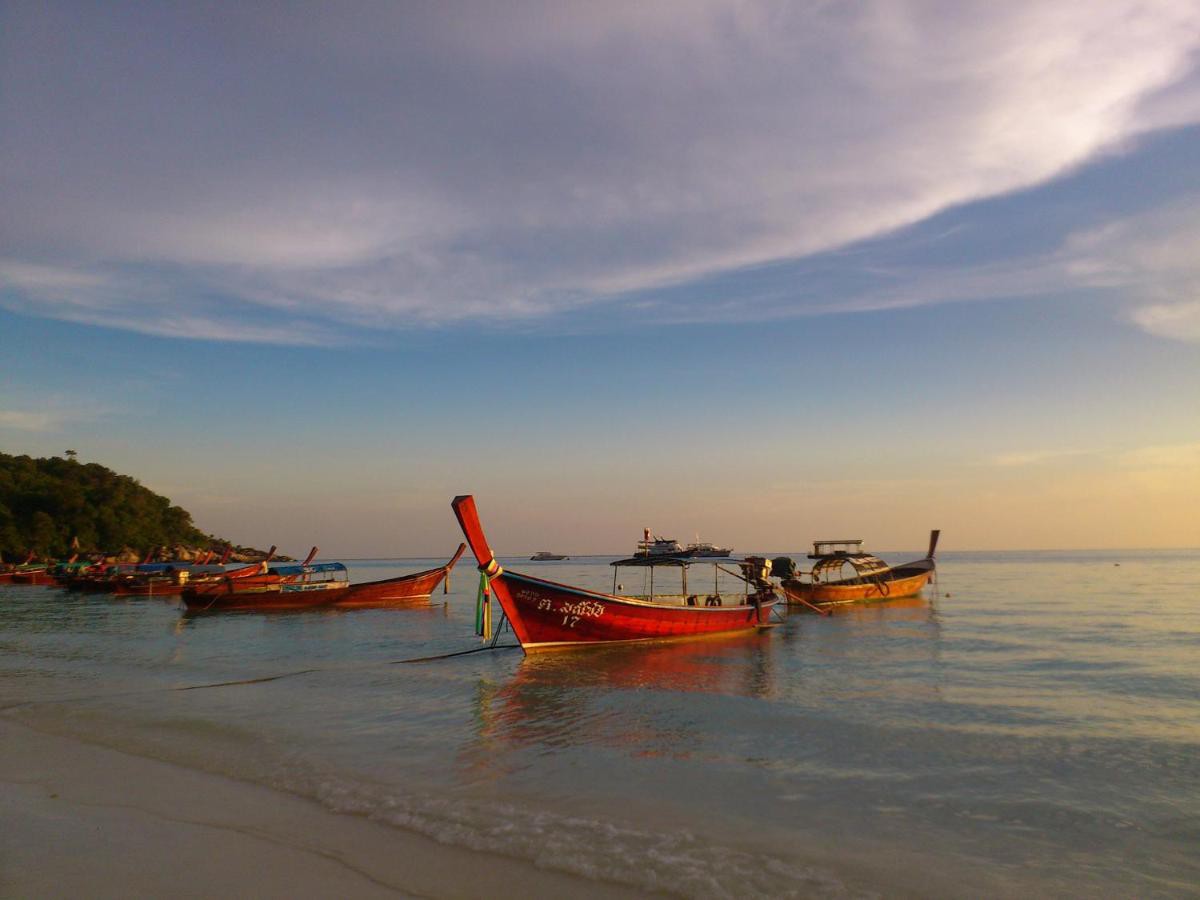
[2,2,1199,554]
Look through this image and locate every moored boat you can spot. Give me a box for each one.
[775,531,939,609]
[9,566,55,585]
[181,561,350,611]
[682,540,733,558]
[452,495,777,652]
[0,552,43,583]
[636,529,684,557]
[331,544,466,607]
[111,564,234,597]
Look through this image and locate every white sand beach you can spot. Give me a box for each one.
[0,720,649,899]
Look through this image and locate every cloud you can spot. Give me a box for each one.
[2,2,1200,339]
[0,410,61,432]
[0,259,344,345]
[990,449,1095,468]
[1129,300,1200,343]
[1063,202,1200,343]
[987,441,1200,473]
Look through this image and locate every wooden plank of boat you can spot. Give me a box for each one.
[330,544,467,608]
[0,553,39,582]
[451,495,777,653]
[780,531,939,609]
[181,563,351,611]
[8,568,53,585]
[111,565,232,597]
[112,581,187,597]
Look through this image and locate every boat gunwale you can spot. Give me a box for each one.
[344,543,466,591]
[502,568,771,613]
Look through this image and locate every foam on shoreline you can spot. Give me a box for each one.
[0,719,650,899]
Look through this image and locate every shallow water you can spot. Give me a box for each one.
[2,550,1198,897]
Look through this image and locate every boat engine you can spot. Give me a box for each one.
[740,556,773,587]
[771,556,796,579]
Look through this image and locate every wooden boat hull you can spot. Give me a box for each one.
[497,570,775,650]
[112,581,186,597]
[451,495,776,652]
[332,544,466,607]
[182,581,350,611]
[781,561,934,608]
[181,567,301,597]
[9,570,55,586]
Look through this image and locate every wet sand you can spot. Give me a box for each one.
[0,720,649,899]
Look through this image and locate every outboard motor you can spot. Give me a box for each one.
[740,556,773,588]
[771,556,796,579]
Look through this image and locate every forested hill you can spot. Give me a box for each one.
[0,452,219,559]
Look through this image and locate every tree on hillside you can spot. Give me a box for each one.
[0,452,222,557]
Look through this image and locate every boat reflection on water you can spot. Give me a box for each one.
[464,632,782,776]
[820,593,939,622]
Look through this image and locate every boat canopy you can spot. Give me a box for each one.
[610,554,741,568]
[133,563,173,574]
[808,540,864,558]
[610,555,700,568]
[809,551,891,580]
[165,564,228,575]
[268,562,347,576]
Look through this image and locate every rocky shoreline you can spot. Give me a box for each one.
[105,545,294,564]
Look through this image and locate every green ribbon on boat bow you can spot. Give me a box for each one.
[475,570,493,640]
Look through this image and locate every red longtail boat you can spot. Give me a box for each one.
[451,495,778,653]
[776,531,939,610]
[181,561,350,611]
[0,553,41,583]
[111,564,234,597]
[332,544,466,607]
[2,552,48,584]
[114,546,275,597]
[9,567,54,585]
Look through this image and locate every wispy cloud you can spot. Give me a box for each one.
[0,260,344,345]
[0,409,61,432]
[1060,202,1200,344]
[988,441,1200,471]
[2,2,1199,340]
[1129,301,1200,343]
[990,449,1096,468]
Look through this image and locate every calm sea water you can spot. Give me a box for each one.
[2,549,1198,898]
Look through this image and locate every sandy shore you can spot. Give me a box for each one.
[0,719,650,899]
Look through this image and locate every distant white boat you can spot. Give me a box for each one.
[636,529,684,557]
[530,551,569,561]
[683,540,733,557]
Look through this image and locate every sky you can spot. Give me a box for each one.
[2,1,1199,555]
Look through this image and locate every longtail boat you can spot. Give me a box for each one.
[76,562,172,593]
[332,544,466,607]
[10,554,86,586]
[776,531,939,609]
[0,553,43,583]
[451,495,777,653]
[181,560,350,610]
[111,564,234,597]
[9,566,56,585]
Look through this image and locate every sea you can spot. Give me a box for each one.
[2,549,1198,898]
